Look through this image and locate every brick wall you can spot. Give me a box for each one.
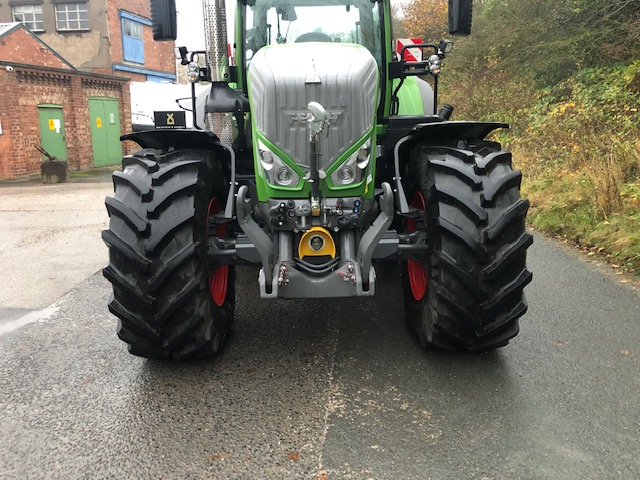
[0,63,130,180]
[1,0,175,78]
[0,69,11,179]
[107,0,175,77]
[0,28,72,70]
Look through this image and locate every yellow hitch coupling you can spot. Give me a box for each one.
[298,226,336,259]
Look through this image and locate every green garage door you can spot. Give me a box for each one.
[38,105,67,161]
[89,97,122,167]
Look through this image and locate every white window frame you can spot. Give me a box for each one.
[122,18,143,41]
[55,2,90,32]
[12,4,45,32]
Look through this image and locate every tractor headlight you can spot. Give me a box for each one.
[187,62,200,83]
[276,167,294,185]
[428,55,441,76]
[259,149,275,171]
[337,167,355,183]
[258,141,300,187]
[331,140,371,186]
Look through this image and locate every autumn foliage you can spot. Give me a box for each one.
[427,0,640,274]
[400,0,448,41]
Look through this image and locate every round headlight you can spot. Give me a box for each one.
[187,62,200,83]
[356,146,370,170]
[276,167,293,185]
[260,150,273,165]
[337,167,355,183]
[428,55,441,75]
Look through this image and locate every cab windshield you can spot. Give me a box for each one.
[244,0,381,64]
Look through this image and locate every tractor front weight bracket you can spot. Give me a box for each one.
[357,182,394,287]
[235,185,275,292]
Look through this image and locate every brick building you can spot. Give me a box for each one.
[0,0,175,82]
[0,23,130,180]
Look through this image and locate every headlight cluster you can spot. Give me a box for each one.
[428,54,441,76]
[330,140,371,187]
[258,141,300,187]
[187,62,200,83]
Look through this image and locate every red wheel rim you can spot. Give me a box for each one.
[406,192,427,301]
[207,198,229,307]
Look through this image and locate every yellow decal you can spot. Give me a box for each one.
[96,117,102,128]
[167,113,175,125]
[48,119,55,130]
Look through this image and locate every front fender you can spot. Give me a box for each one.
[392,121,509,214]
[409,120,508,142]
[121,129,237,219]
[121,129,221,151]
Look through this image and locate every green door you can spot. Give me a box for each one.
[89,98,122,167]
[38,105,67,161]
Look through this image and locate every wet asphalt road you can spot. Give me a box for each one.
[1,234,639,479]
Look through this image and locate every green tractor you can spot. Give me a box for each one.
[102,0,533,359]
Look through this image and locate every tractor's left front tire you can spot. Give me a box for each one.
[102,148,235,360]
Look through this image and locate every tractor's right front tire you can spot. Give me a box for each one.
[102,148,235,359]
[402,140,533,351]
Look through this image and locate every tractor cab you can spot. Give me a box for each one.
[243,0,382,65]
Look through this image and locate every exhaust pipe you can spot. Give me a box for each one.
[202,0,249,144]
[203,0,229,82]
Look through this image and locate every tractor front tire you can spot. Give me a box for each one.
[102,148,235,359]
[403,141,533,351]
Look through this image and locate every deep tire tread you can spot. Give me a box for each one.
[109,299,160,338]
[122,154,160,173]
[147,179,198,219]
[103,148,234,360]
[485,198,529,242]
[103,265,155,307]
[403,141,532,351]
[436,217,486,257]
[152,277,201,328]
[112,171,153,201]
[429,159,483,190]
[474,150,512,174]
[481,269,533,316]
[145,208,196,253]
[481,170,523,206]
[105,196,149,235]
[483,233,533,281]
[151,160,202,186]
[148,243,197,292]
[430,184,488,223]
[433,251,488,301]
[429,146,475,163]
[101,229,150,271]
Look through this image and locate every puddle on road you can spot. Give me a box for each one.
[0,305,59,336]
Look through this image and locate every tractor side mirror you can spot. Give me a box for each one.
[150,0,177,41]
[448,0,472,35]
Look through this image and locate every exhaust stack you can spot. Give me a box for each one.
[203,0,229,82]
[201,0,249,144]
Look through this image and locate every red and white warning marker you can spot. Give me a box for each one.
[395,38,423,62]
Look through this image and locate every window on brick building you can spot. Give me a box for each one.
[55,2,89,31]
[121,15,145,64]
[12,5,45,32]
